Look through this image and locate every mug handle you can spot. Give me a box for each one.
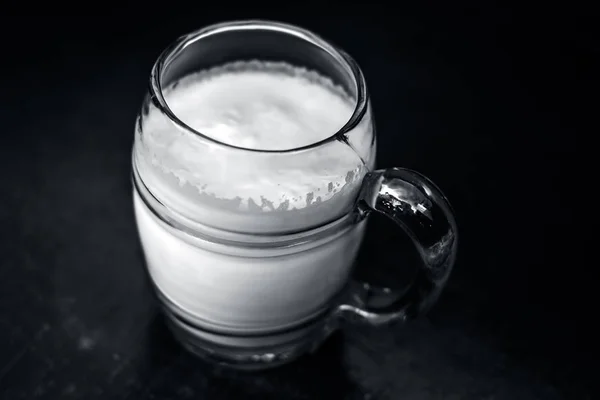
[336,167,458,325]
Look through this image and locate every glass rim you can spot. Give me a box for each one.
[149,19,369,154]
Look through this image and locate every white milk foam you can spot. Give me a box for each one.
[167,61,353,151]
[138,61,374,233]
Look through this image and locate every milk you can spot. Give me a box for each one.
[133,61,375,332]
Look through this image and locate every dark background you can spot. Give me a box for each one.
[0,8,596,400]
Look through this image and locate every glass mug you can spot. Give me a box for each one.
[132,20,458,370]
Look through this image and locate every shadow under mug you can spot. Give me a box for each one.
[132,20,458,370]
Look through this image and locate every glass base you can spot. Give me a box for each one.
[162,305,338,371]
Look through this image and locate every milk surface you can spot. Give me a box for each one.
[167,62,353,151]
[134,61,375,332]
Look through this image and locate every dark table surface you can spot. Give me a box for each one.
[0,9,595,400]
